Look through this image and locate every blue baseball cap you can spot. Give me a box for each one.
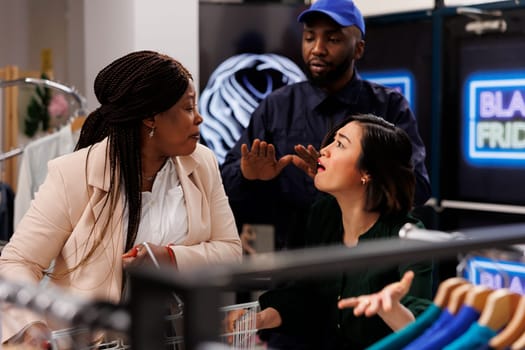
[297,0,365,36]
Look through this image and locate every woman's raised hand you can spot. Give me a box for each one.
[337,271,416,331]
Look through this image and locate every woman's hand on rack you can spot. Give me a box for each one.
[224,307,281,344]
[15,322,51,349]
[338,270,416,331]
[223,307,281,343]
[223,308,247,344]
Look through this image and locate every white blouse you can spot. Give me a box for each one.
[123,158,189,248]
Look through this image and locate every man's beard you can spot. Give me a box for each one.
[306,59,352,87]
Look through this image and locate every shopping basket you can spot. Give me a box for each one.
[164,300,260,350]
[50,300,260,350]
[51,243,260,349]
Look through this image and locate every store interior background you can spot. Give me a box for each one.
[1,0,525,256]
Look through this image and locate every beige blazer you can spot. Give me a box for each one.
[0,139,241,341]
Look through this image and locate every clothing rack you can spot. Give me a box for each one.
[0,76,87,192]
[0,147,24,162]
[0,277,130,335]
[127,222,525,350]
[0,77,88,117]
[0,224,524,349]
[0,77,88,189]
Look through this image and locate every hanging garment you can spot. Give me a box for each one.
[14,124,80,226]
[402,283,473,350]
[366,303,441,350]
[443,322,496,350]
[402,307,456,350]
[367,277,468,350]
[366,251,525,350]
[444,289,519,349]
[491,296,525,349]
[405,285,492,350]
[0,182,15,241]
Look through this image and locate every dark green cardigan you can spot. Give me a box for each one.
[259,195,433,349]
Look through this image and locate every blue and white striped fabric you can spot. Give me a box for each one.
[199,53,306,164]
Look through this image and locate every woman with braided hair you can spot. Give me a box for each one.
[0,50,242,348]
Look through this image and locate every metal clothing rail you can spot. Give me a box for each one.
[0,147,24,162]
[0,222,523,349]
[424,197,525,216]
[0,278,130,335]
[0,77,88,116]
[0,78,88,165]
[128,222,525,350]
[441,199,525,215]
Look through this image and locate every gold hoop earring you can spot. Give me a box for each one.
[149,126,156,138]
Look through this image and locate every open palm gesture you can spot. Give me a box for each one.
[240,139,293,180]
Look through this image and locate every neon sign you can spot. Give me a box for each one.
[464,72,525,166]
[463,256,525,295]
[360,70,415,110]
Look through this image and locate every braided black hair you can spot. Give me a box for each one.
[74,51,192,269]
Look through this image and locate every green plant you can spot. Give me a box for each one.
[24,73,52,137]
